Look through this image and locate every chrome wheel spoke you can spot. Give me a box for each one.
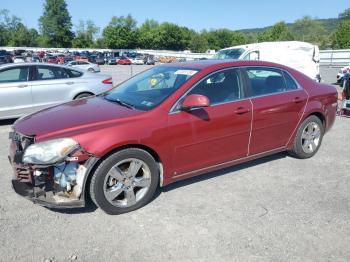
[108,166,124,181]
[128,160,142,178]
[301,132,309,140]
[125,190,136,206]
[134,177,151,188]
[105,184,123,201]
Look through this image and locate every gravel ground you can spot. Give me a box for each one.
[0,65,349,262]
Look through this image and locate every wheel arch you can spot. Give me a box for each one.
[82,143,164,204]
[73,91,94,100]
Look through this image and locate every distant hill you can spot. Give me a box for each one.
[238,18,339,34]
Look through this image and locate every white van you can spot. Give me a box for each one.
[215,41,321,82]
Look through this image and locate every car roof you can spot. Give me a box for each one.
[162,59,292,71]
[0,62,85,73]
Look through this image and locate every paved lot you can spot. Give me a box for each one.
[0,66,349,261]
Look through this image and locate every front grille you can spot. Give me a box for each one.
[16,167,32,182]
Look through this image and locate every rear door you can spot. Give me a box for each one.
[31,65,75,111]
[241,66,308,155]
[0,65,32,119]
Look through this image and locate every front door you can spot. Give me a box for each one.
[168,68,252,176]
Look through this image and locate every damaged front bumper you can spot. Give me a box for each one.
[9,132,99,209]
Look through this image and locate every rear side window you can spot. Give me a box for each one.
[66,69,83,78]
[244,67,286,97]
[37,66,69,80]
[283,71,298,90]
[0,67,29,83]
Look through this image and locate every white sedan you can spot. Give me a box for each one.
[66,61,100,73]
[0,63,113,119]
[129,57,144,65]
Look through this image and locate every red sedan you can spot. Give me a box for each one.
[117,57,132,65]
[9,60,337,214]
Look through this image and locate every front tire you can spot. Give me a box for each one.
[90,148,159,215]
[289,115,324,159]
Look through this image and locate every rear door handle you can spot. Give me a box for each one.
[66,81,74,85]
[293,97,305,103]
[234,107,250,115]
[17,84,28,88]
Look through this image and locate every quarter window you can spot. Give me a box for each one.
[283,71,298,90]
[187,69,241,105]
[244,67,286,97]
[0,67,29,83]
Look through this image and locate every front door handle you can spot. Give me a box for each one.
[66,81,74,85]
[234,107,250,115]
[293,97,305,103]
[17,84,28,88]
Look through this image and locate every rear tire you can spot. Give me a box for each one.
[75,92,93,99]
[288,115,324,159]
[89,148,159,215]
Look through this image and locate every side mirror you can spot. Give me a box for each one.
[181,94,210,111]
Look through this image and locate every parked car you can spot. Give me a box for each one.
[66,61,100,73]
[130,57,144,65]
[8,60,337,215]
[0,63,112,119]
[107,57,119,65]
[47,56,59,64]
[95,56,106,65]
[117,57,132,65]
[336,64,350,86]
[13,56,25,63]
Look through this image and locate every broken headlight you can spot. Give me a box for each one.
[22,138,79,165]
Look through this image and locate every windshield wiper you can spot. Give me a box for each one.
[106,97,135,109]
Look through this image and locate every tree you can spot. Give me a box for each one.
[72,20,99,48]
[137,19,160,49]
[339,8,350,20]
[292,16,327,46]
[257,22,294,42]
[156,23,190,50]
[190,32,209,53]
[39,0,74,47]
[102,15,138,49]
[204,29,246,50]
[332,20,350,48]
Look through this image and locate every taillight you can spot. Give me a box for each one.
[102,77,113,85]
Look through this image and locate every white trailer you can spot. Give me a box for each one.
[215,41,321,82]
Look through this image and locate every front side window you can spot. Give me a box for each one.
[244,67,287,97]
[187,68,241,105]
[0,67,29,83]
[37,66,69,80]
[104,66,199,111]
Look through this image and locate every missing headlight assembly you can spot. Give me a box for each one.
[9,132,98,208]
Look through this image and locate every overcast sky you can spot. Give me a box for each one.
[1,0,348,33]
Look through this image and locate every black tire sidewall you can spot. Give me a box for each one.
[90,148,159,215]
[291,115,324,159]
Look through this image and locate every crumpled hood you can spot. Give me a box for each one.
[14,96,143,139]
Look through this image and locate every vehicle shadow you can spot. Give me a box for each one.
[48,152,288,215]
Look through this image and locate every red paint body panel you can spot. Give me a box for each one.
[12,60,338,188]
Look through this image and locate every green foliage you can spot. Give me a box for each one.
[203,29,246,50]
[257,22,294,42]
[339,8,350,20]
[72,20,99,48]
[291,16,328,47]
[103,15,138,49]
[332,20,350,48]
[39,0,74,47]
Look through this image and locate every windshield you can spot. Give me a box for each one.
[103,66,199,111]
[215,48,245,60]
